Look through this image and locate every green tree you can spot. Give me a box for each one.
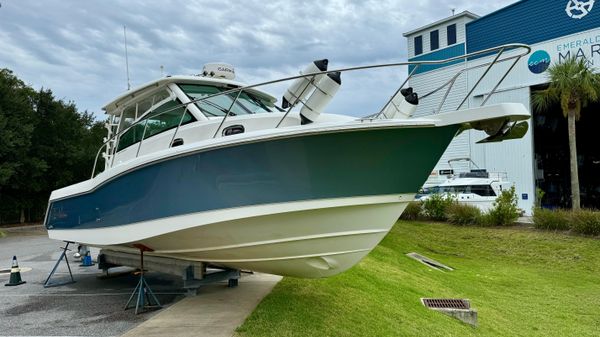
[0,69,39,223]
[532,58,600,210]
[0,69,104,224]
[0,69,36,186]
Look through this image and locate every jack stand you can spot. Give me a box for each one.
[44,241,76,288]
[124,244,162,314]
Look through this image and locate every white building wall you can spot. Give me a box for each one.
[468,88,535,214]
[406,16,472,58]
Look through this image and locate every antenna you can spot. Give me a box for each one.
[123,25,131,90]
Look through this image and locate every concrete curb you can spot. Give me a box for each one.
[121,272,282,337]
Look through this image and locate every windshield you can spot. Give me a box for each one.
[179,84,274,117]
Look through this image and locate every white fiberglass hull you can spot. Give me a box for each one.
[49,194,411,278]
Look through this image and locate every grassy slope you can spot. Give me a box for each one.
[236,221,600,337]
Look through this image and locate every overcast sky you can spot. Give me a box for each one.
[0,0,515,119]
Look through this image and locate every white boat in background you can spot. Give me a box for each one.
[45,44,532,278]
[415,158,514,212]
[418,159,513,212]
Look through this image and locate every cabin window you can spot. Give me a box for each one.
[430,30,439,51]
[116,89,171,134]
[116,99,195,152]
[116,123,144,152]
[447,24,457,45]
[118,105,136,133]
[438,185,496,197]
[414,35,423,55]
[143,100,195,139]
[179,84,273,117]
[135,90,171,119]
[470,185,496,197]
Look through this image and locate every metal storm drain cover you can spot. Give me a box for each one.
[422,298,470,310]
[406,252,453,271]
[421,298,477,326]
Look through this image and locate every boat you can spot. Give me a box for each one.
[44,44,532,278]
[417,159,513,212]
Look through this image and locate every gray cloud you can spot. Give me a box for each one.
[0,0,514,117]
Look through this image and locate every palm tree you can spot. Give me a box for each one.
[532,57,600,209]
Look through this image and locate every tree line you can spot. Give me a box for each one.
[0,69,105,224]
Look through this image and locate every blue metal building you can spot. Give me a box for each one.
[403,0,600,212]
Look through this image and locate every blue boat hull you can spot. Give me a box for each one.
[46,125,459,231]
[46,125,458,231]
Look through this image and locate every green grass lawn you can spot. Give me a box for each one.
[236,221,600,337]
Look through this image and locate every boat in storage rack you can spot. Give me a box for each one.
[45,45,532,278]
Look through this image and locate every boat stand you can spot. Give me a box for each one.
[183,266,240,296]
[98,249,241,297]
[124,244,162,314]
[44,241,76,288]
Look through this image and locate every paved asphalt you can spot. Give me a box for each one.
[0,225,186,337]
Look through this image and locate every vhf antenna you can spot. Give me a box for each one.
[124,25,131,90]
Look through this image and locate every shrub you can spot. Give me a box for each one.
[422,193,456,221]
[400,201,422,220]
[533,208,571,231]
[447,203,483,226]
[535,187,545,208]
[570,209,600,236]
[486,186,520,226]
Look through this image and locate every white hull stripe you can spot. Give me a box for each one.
[157,229,389,254]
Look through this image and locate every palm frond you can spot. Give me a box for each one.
[532,57,599,119]
[531,88,556,112]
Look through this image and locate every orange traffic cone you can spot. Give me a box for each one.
[5,256,26,286]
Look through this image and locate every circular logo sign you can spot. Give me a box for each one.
[528,50,551,74]
[566,0,595,19]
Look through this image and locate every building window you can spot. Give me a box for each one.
[447,24,457,45]
[414,35,423,55]
[430,30,439,51]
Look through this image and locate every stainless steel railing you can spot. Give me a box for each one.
[91,43,531,178]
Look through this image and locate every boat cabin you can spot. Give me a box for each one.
[101,73,289,169]
[95,61,353,175]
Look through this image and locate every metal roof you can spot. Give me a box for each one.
[102,75,277,114]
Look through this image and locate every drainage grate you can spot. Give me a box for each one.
[422,298,470,310]
[406,252,453,271]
